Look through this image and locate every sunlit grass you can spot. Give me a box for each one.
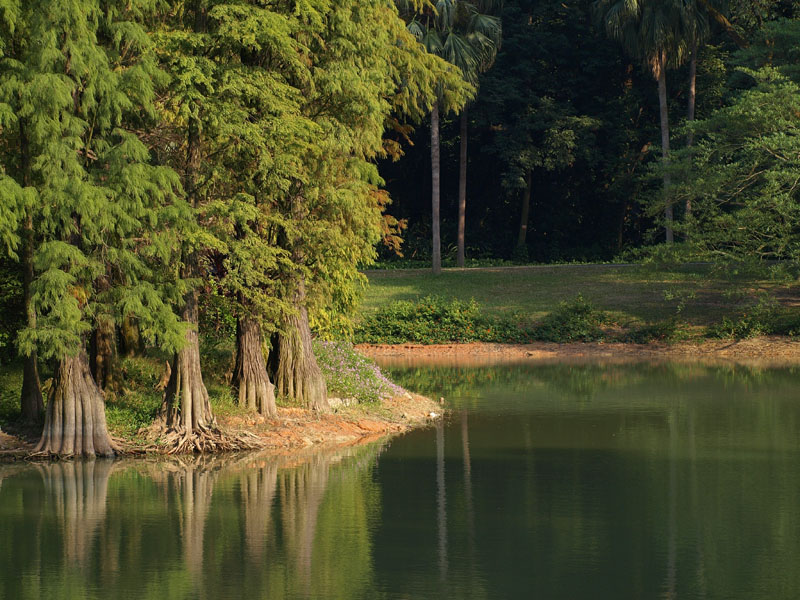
[360,265,796,329]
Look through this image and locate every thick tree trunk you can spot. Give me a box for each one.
[685,38,698,218]
[457,108,468,268]
[657,54,673,243]
[268,279,328,412]
[516,170,533,251]
[118,315,142,357]
[234,316,276,417]
[34,352,117,457]
[431,102,442,275]
[161,282,216,436]
[90,316,116,391]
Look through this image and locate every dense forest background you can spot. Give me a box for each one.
[379,0,800,263]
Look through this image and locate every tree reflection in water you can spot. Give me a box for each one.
[0,441,384,600]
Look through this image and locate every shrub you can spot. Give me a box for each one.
[532,295,607,342]
[314,340,403,403]
[707,296,779,339]
[354,295,487,344]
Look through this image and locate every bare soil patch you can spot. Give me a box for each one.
[357,336,800,368]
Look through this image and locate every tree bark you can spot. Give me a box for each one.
[234,316,276,417]
[161,279,216,435]
[268,279,328,412]
[20,217,43,422]
[516,170,533,251]
[657,53,673,243]
[685,38,698,218]
[457,108,468,268]
[34,352,117,457]
[431,102,442,275]
[90,316,116,391]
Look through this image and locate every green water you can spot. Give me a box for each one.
[2,360,800,599]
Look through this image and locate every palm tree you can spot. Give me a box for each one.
[403,0,500,273]
[594,0,692,242]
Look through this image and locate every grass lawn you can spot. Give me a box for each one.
[359,264,800,329]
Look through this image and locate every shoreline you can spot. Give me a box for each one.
[357,336,800,367]
[4,335,799,459]
[0,391,442,460]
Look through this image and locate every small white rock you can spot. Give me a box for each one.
[428,411,440,419]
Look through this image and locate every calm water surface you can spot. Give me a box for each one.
[2,360,800,599]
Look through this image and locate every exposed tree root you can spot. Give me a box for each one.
[142,423,264,455]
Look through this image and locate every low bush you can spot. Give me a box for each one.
[532,295,606,342]
[314,340,403,403]
[707,297,780,339]
[354,295,536,344]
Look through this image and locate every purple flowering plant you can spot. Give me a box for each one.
[313,340,404,403]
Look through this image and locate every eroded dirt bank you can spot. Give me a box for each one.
[357,336,800,367]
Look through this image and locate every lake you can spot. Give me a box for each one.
[1,359,800,599]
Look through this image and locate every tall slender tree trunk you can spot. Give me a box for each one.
[268,277,328,412]
[457,108,468,268]
[685,38,698,218]
[516,170,533,252]
[35,351,118,457]
[19,118,43,422]
[431,102,442,275]
[20,217,43,422]
[657,53,673,243]
[234,316,276,417]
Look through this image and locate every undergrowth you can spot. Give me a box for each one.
[355,294,697,344]
[314,340,403,403]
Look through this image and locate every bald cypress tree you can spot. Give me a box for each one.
[267,0,470,410]
[6,0,183,456]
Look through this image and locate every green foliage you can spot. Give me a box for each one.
[0,360,22,426]
[662,66,800,266]
[0,260,23,363]
[314,340,403,403]
[532,294,607,342]
[355,294,541,344]
[356,295,486,343]
[0,0,186,362]
[706,296,787,339]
